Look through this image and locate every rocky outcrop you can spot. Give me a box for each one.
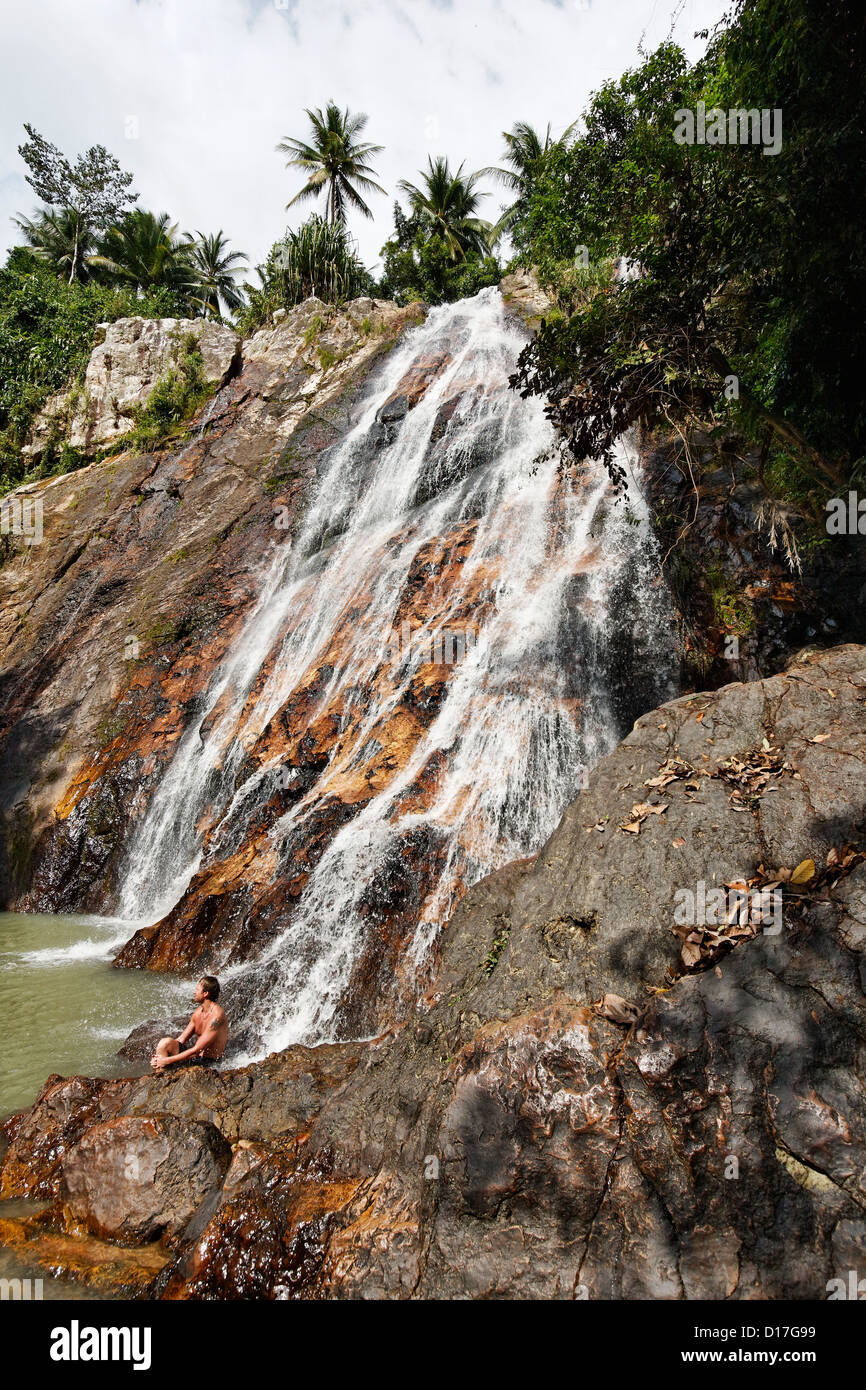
[500,268,551,327]
[23,317,241,461]
[643,426,866,686]
[0,1040,363,1200]
[0,295,423,911]
[3,647,865,1298]
[62,1115,231,1245]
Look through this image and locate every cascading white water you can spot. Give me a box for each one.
[117,286,675,1053]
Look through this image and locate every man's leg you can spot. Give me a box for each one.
[154,1037,181,1062]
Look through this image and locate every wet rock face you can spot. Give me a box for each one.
[61,1114,231,1246]
[0,1213,170,1296]
[0,1040,363,1201]
[0,1074,105,1201]
[3,648,865,1298]
[116,1015,191,1061]
[0,296,421,912]
[642,429,866,684]
[24,317,241,461]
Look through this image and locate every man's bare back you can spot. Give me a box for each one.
[151,976,228,1071]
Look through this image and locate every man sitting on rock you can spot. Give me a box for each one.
[151,976,229,1071]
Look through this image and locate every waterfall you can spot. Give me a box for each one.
[117,286,676,1053]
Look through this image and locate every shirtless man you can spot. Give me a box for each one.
[150,976,228,1071]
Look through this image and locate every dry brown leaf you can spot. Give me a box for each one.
[810,733,832,743]
[630,801,668,819]
[672,836,685,848]
[596,993,640,1025]
[681,941,702,968]
[621,820,641,835]
[790,858,816,885]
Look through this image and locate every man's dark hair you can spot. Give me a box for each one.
[200,975,220,1001]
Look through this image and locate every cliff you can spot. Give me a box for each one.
[2,647,865,1297]
[2,279,866,1300]
[0,293,424,915]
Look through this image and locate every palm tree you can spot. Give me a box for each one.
[482,120,578,239]
[14,208,95,282]
[186,231,248,318]
[90,209,196,298]
[397,157,492,261]
[277,102,386,225]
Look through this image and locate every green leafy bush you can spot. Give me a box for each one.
[378,201,500,306]
[238,217,374,332]
[124,332,213,452]
[0,253,186,495]
[510,0,866,510]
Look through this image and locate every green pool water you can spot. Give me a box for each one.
[0,911,189,1120]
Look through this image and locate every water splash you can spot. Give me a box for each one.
[117,287,676,1051]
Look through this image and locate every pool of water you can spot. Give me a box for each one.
[0,912,189,1119]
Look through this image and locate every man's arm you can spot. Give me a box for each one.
[177,1019,196,1045]
[159,1021,218,1066]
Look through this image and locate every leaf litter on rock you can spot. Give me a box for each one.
[670,844,865,977]
[618,801,668,834]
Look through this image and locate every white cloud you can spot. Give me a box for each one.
[0,0,730,278]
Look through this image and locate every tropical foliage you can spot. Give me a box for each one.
[0,253,185,494]
[380,158,499,305]
[17,124,137,284]
[239,216,373,331]
[186,231,248,318]
[482,120,576,240]
[13,207,98,285]
[91,210,198,298]
[508,0,866,508]
[14,129,248,321]
[277,102,385,224]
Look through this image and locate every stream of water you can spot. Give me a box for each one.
[111,286,676,1056]
[0,287,678,1294]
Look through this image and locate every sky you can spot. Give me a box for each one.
[0,0,732,279]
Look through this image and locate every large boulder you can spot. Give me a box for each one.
[23,317,241,460]
[4,647,866,1297]
[61,1114,231,1245]
[158,645,866,1298]
[0,1074,106,1200]
[0,1040,364,1201]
